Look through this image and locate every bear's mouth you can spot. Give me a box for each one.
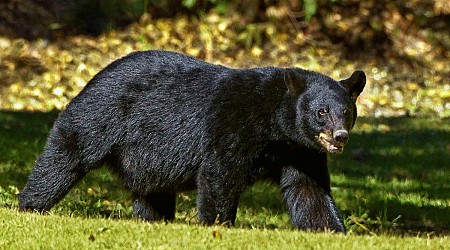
[318,132,345,154]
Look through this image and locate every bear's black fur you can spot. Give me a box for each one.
[19,50,366,233]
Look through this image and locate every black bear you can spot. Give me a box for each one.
[19,50,366,233]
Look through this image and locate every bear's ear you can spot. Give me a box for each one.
[284,69,306,97]
[341,70,366,102]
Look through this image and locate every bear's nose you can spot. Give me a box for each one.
[333,129,349,143]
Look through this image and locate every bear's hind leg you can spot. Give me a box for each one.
[19,149,87,212]
[133,193,176,221]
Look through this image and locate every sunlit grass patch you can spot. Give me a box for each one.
[1,207,448,250]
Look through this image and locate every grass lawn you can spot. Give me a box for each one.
[1,207,448,250]
[0,111,449,249]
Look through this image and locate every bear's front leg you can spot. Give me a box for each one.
[280,165,346,233]
[196,166,243,226]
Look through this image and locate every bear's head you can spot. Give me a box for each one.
[281,69,366,154]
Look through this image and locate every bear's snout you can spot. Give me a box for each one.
[318,129,349,154]
[333,129,349,144]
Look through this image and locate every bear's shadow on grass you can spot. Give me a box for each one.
[1,111,448,232]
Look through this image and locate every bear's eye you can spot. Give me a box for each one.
[343,108,350,115]
[318,108,328,116]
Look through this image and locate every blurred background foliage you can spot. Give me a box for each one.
[0,0,449,117]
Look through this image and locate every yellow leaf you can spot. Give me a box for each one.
[87,188,96,195]
[378,124,391,132]
[251,46,263,57]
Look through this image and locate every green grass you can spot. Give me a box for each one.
[0,207,448,250]
[0,111,449,248]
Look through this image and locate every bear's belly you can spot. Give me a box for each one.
[119,164,199,194]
